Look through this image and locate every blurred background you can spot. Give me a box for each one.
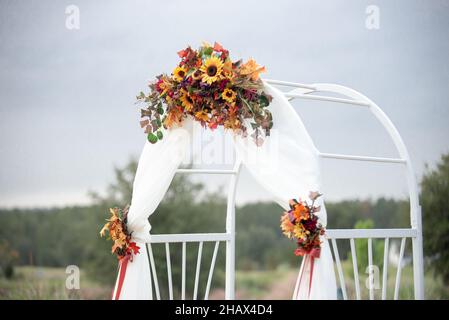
[0,0,448,299]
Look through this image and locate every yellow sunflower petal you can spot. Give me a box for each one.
[200,56,224,85]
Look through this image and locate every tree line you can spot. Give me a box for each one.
[0,154,447,295]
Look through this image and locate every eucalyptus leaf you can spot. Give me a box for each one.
[147,132,158,144]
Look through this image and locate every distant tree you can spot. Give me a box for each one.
[0,240,19,279]
[421,153,449,283]
[89,158,138,206]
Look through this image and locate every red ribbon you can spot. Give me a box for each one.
[113,255,130,300]
[308,256,315,297]
[297,254,316,299]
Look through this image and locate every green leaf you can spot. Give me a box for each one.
[157,102,164,115]
[259,95,269,107]
[203,47,213,57]
[147,132,158,144]
[157,130,163,140]
[137,91,145,100]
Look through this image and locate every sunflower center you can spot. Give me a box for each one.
[226,92,232,97]
[207,65,217,76]
[187,96,193,103]
[178,70,185,77]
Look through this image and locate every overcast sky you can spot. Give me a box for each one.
[0,0,448,208]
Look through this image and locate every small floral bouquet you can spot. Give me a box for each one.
[280,192,325,258]
[137,42,273,145]
[100,206,140,261]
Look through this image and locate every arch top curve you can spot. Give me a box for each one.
[265,79,424,299]
[264,80,421,227]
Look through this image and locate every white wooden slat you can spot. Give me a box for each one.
[350,238,361,300]
[331,238,348,300]
[193,242,203,300]
[181,241,186,300]
[165,243,173,300]
[327,228,416,239]
[148,229,416,244]
[394,238,407,300]
[144,244,153,300]
[149,233,231,243]
[176,169,237,175]
[147,244,161,300]
[382,238,389,300]
[319,152,406,164]
[264,78,317,90]
[284,92,370,106]
[204,241,220,300]
[368,238,374,300]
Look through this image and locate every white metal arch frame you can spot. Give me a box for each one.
[146,79,424,300]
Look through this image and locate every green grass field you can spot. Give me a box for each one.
[0,264,447,300]
[0,266,111,300]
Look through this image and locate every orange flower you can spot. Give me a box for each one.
[224,117,241,130]
[280,213,295,238]
[292,203,309,221]
[222,59,234,80]
[239,59,266,81]
[164,108,184,128]
[195,110,209,122]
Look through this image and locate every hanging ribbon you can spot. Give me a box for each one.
[113,255,131,300]
[295,247,321,299]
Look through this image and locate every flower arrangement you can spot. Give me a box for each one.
[280,192,325,258]
[137,42,273,145]
[100,206,140,260]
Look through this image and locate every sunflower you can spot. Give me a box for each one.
[173,65,188,82]
[195,110,209,122]
[191,69,203,81]
[221,88,236,104]
[200,56,224,84]
[180,90,194,111]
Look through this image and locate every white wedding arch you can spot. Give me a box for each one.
[143,79,424,300]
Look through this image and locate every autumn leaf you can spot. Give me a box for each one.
[239,59,266,81]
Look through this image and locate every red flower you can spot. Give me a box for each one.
[294,247,308,257]
[128,242,140,255]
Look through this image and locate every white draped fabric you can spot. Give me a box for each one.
[113,82,337,300]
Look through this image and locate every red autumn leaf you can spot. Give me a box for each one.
[177,48,188,58]
[213,42,224,52]
[128,242,140,255]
